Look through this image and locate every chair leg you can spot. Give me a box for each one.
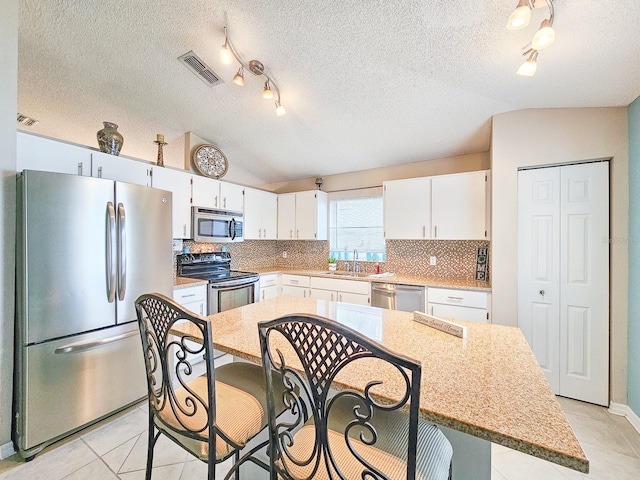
[234,450,240,480]
[146,416,156,480]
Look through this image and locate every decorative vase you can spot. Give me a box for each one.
[97,122,123,155]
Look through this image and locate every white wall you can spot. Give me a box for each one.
[0,0,18,451]
[491,107,629,405]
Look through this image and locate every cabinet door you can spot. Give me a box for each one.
[91,152,151,186]
[244,187,266,239]
[192,175,220,209]
[296,190,328,240]
[310,288,337,302]
[260,285,279,301]
[277,193,296,239]
[17,132,92,176]
[432,171,488,240]
[338,291,370,305]
[383,177,431,239]
[152,167,192,238]
[261,191,278,240]
[281,285,308,298]
[220,182,244,212]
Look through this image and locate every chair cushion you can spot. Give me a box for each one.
[155,362,270,461]
[278,396,453,480]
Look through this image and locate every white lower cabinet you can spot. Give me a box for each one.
[310,277,370,306]
[259,273,279,301]
[427,287,490,323]
[281,274,311,298]
[172,285,231,369]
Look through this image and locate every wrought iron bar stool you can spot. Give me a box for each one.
[255,313,454,480]
[134,293,279,480]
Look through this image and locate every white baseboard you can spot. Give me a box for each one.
[0,441,15,460]
[609,402,640,434]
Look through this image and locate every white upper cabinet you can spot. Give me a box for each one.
[277,190,328,240]
[431,170,489,240]
[91,151,151,186]
[384,170,489,241]
[151,167,193,239]
[192,176,244,212]
[17,132,92,176]
[191,175,220,209]
[383,177,432,239]
[244,187,278,240]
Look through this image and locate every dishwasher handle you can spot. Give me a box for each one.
[371,283,396,292]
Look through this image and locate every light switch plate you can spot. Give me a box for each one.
[172,239,183,252]
[429,256,437,266]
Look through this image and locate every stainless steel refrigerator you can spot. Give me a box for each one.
[13,170,173,459]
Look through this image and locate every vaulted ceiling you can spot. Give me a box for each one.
[17,0,640,186]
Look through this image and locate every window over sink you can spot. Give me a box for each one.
[329,190,386,261]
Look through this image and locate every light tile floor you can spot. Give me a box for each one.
[1,396,639,479]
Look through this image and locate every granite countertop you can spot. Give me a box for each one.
[173,277,209,289]
[250,267,491,291]
[171,296,587,473]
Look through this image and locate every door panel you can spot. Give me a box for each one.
[559,162,609,405]
[115,182,173,324]
[18,171,116,344]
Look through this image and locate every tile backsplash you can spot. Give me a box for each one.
[177,239,489,282]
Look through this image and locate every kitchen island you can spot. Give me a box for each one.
[172,296,587,479]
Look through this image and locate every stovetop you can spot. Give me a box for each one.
[177,252,258,285]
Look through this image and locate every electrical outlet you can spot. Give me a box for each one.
[429,256,437,266]
[282,251,288,258]
[172,239,183,252]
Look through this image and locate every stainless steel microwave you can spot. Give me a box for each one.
[192,207,244,243]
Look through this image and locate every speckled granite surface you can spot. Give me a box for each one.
[250,267,491,291]
[173,277,208,289]
[172,296,587,473]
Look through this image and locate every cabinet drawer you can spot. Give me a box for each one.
[173,285,207,304]
[427,287,488,309]
[260,273,278,288]
[428,303,488,323]
[310,277,370,295]
[281,274,310,288]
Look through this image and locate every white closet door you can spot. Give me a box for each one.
[518,167,561,393]
[559,162,609,405]
[518,162,609,406]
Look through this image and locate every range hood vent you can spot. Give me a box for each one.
[178,51,224,87]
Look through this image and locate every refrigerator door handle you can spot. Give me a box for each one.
[117,203,127,301]
[106,202,117,302]
[54,330,138,354]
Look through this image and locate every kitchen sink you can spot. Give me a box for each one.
[325,271,369,277]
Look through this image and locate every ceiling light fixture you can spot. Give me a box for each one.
[233,67,245,86]
[507,0,555,77]
[219,26,286,116]
[517,50,538,76]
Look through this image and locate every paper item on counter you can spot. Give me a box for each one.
[367,272,395,278]
[413,311,467,339]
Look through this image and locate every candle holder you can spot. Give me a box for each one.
[154,135,167,167]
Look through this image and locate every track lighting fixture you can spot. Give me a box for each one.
[506,0,555,77]
[219,26,286,116]
[517,50,538,77]
[232,67,245,86]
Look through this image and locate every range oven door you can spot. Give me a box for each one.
[208,280,258,314]
[192,207,244,243]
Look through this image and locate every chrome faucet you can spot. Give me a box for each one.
[353,249,360,273]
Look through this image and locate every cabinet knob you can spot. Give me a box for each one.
[539,290,545,297]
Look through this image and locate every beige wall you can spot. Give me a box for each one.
[0,0,18,450]
[260,151,490,193]
[491,107,629,404]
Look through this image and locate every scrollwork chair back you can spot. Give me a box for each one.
[258,313,453,480]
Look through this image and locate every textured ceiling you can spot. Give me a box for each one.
[17,0,640,186]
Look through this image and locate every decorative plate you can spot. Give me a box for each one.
[192,144,228,179]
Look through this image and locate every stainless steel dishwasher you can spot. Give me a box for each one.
[371,283,426,312]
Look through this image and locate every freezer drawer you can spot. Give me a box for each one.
[15,323,147,456]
